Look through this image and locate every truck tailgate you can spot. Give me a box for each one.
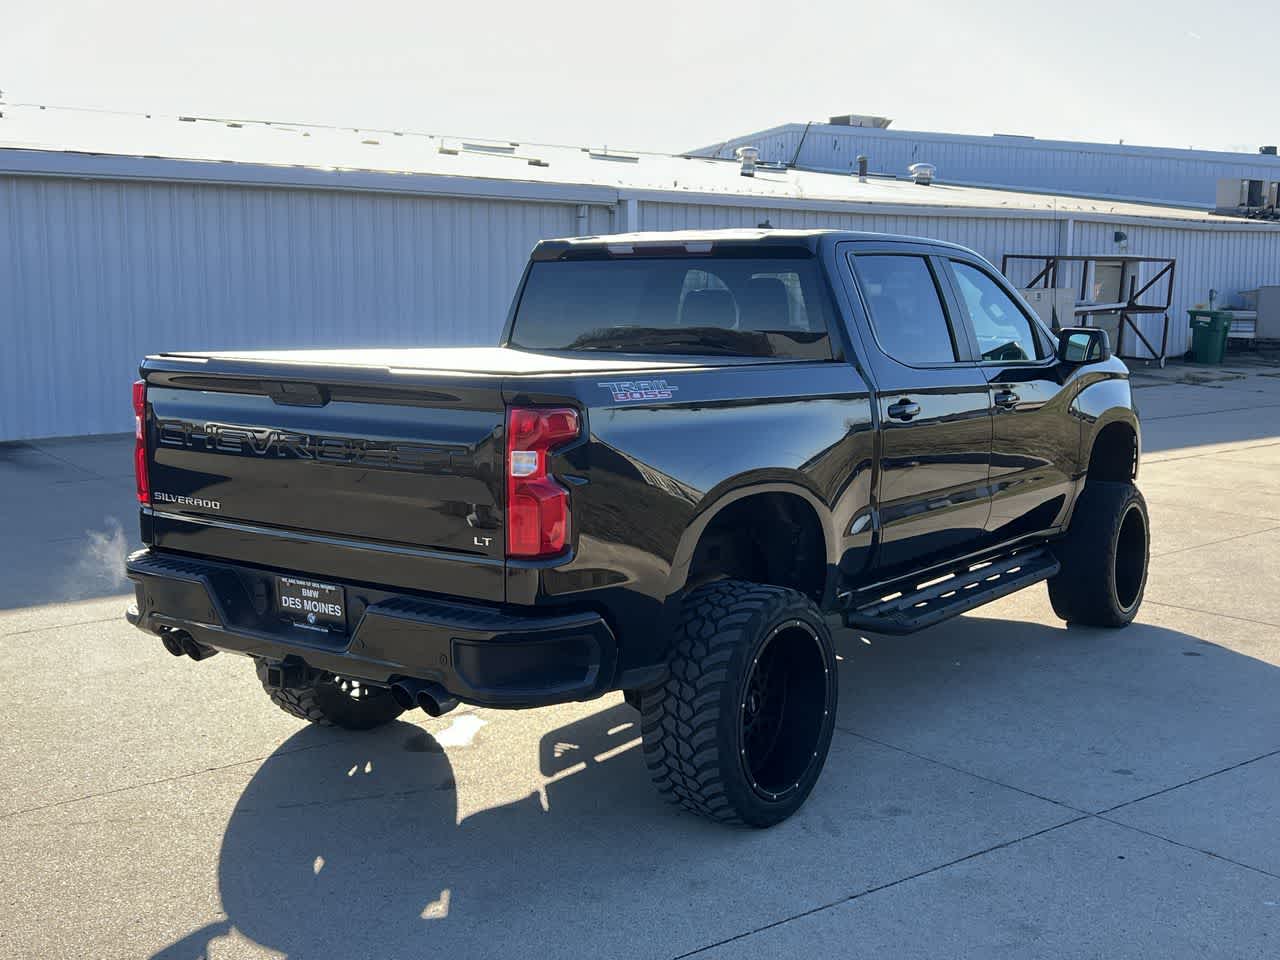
[143,368,507,602]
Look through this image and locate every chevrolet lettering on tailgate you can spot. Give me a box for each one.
[156,419,469,473]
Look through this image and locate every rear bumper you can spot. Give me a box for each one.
[125,549,619,708]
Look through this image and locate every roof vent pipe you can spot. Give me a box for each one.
[735,145,759,177]
[908,162,936,186]
[856,155,868,182]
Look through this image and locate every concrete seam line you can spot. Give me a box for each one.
[1150,524,1280,559]
[1143,438,1280,464]
[1142,599,1280,630]
[0,614,124,639]
[836,730,1089,814]
[1141,502,1280,524]
[1,477,122,493]
[1093,815,1280,883]
[26,443,110,480]
[1095,747,1280,818]
[1140,481,1280,504]
[1143,401,1280,422]
[669,816,1090,960]
[0,738,344,822]
[1134,493,1280,523]
[675,740,1280,959]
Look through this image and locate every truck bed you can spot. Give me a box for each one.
[138,342,758,610]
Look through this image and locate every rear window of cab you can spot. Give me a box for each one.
[509,256,837,360]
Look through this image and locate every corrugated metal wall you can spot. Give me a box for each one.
[3,171,1276,440]
[641,199,1280,358]
[1069,220,1280,356]
[703,128,1280,208]
[0,175,606,440]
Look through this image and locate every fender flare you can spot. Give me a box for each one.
[1072,373,1141,476]
[664,477,840,602]
[1082,407,1142,479]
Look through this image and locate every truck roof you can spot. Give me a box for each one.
[530,228,978,260]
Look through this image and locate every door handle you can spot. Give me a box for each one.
[887,398,922,421]
[993,389,1021,409]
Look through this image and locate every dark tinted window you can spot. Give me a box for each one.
[855,255,957,364]
[509,257,834,359]
[951,261,1041,362]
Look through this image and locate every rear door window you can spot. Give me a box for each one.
[853,255,959,365]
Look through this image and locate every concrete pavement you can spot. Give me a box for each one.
[2,361,1279,959]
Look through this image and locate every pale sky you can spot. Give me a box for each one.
[3,0,1275,155]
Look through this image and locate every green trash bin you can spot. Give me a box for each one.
[1187,310,1231,364]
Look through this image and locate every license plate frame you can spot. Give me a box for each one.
[275,575,347,632]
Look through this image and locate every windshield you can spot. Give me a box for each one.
[508,256,836,359]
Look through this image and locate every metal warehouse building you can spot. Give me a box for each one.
[4,104,1280,441]
[692,119,1280,208]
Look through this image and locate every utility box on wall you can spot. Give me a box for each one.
[1021,288,1076,330]
[1254,286,1280,340]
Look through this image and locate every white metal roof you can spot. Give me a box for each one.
[693,121,1280,168]
[689,121,1280,211]
[2,103,1275,230]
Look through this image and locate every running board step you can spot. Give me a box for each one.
[841,548,1060,635]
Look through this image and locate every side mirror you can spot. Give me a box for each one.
[1056,326,1111,364]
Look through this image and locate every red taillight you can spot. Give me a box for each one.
[133,379,150,504]
[506,406,579,558]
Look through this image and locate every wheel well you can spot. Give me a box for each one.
[1088,422,1137,483]
[687,493,827,601]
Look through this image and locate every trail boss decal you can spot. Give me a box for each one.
[599,379,678,402]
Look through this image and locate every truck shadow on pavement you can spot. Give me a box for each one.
[151,612,1280,960]
[152,701,669,960]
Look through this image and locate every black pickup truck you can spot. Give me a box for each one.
[126,229,1147,827]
